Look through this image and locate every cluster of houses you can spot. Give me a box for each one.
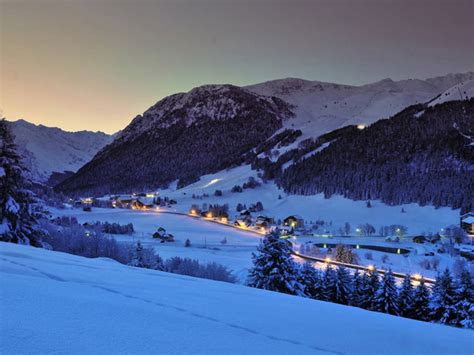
[188,205,305,236]
[100,192,177,210]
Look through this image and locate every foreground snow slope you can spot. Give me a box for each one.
[1,243,472,354]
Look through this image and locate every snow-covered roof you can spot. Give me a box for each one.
[285,214,303,220]
[117,195,133,201]
[137,197,154,206]
[462,216,474,224]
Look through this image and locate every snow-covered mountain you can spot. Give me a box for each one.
[57,85,294,195]
[1,242,472,354]
[246,72,474,140]
[6,119,113,183]
[55,72,473,197]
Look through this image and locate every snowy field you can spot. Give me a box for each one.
[49,205,468,282]
[1,242,472,355]
[49,207,261,280]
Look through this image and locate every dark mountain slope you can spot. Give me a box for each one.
[56,85,294,195]
[279,100,474,211]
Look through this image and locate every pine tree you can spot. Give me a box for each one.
[334,266,352,305]
[452,269,474,328]
[373,270,399,315]
[128,240,160,269]
[412,278,431,321]
[0,119,44,247]
[129,240,146,268]
[247,231,303,295]
[358,270,379,310]
[398,274,414,318]
[298,262,322,300]
[350,270,363,307]
[321,265,337,302]
[430,269,457,324]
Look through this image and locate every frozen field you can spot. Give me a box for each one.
[49,208,262,280]
[1,242,472,355]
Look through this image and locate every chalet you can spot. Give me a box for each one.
[283,215,304,229]
[255,215,273,228]
[239,209,251,217]
[189,207,200,216]
[412,235,426,244]
[153,227,175,242]
[201,211,212,218]
[73,200,83,208]
[145,191,159,198]
[218,212,229,222]
[132,197,154,209]
[461,213,474,236]
[113,195,134,208]
[234,218,251,228]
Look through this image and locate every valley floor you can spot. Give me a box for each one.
[1,242,472,355]
[49,207,468,281]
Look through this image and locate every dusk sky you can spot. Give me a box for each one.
[1,0,473,134]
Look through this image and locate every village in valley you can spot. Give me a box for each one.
[62,185,474,285]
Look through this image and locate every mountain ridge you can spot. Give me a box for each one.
[6,119,114,183]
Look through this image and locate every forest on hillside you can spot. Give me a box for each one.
[278,100,474,212]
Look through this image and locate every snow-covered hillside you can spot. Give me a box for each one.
[428,80,474,107]
[157,165,460,236]
[1,242,472,354]
[246,72,474,140]
[7,119,113,182]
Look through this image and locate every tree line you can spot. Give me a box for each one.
[248,232,473,328]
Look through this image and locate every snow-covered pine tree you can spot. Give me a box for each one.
[350,270,363,307]
[298,262,322,300]
[128,240,161,269]
[129,240,145,267]
[411,278,431,321]
[247,231,303,295]
[321,265,337,301]
[429,268,457,325]
[0,119,44,247]
[398,274,414,318]
[373,270,399,315]
[334,266,352,305]
[452,269,474,328]
[358,270,379,310]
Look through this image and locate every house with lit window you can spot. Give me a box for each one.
[461,212,474,236]
[255,215,274,228]
[283,215,304,229]
[132,197,154,210]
